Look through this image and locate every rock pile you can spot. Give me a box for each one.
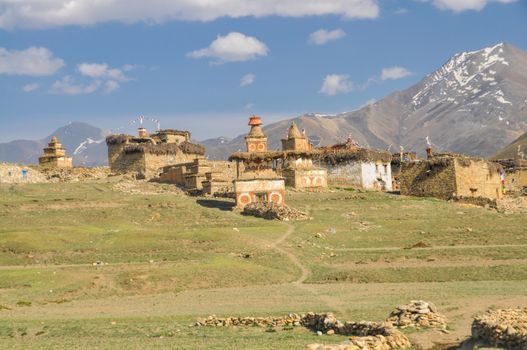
[472,308,527,349]
[386,300,447,329]
[196,312,411,350]
[242,203,310,221]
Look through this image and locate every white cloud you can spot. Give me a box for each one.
[394,8,409,15]
[22,83,40,92]
[432,0,516,12]
[50,76,101,95]
[77,63,127,81]
[0,1,380,30]
[319,74,354,96]
[309,29,346,45]
[240,73,256,87]
[0,47,64,76]
[104,80,120,93]
[188,32,268,64]
[380,67,413,80]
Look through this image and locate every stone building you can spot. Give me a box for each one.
[39,136,73,169]
[316,140,393,191]
[159,158,238,194]
[495,158,527,194]
[280,123,327,190]
[391,151,418,191]
[106,128,205,179]
[399,151,503,201]
[229,116,286,208]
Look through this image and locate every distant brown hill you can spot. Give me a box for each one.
[204,43,527,160]
[492,132,527,159]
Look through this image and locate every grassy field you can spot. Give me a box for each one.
[1,181,526,349]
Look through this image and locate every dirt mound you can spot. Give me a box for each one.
[386,300,447,329]
[472,307,527,349]
[242,203,310,221]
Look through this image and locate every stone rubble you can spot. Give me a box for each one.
[113,180,186,195]
[472,308,527,350]
[0,164,48,184]
[241,202,310,221]
[386,300,448,329]
[195,312,411,350]
[43,167,110,182]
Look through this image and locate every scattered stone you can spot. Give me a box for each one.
[472,307,527,349]
[113,180,185,195]
[386,300,447,329]
[242,203,310,221]
[43,167,110,182]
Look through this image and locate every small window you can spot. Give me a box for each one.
[255,192,268,203]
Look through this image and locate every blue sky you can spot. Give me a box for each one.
[0,0,526,142]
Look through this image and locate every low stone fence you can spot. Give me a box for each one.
[195,313,303,328]
[472,308,527,349]
[195,312,411,350]
[386,300,448,329]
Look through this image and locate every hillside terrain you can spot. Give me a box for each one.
[204,43,527,159]
[493,131,527,159]
[1,182,526,348]
[0,122,108,167]
[2,43,526,164]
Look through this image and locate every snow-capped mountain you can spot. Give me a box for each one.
[2,43,526,164]
[205,43,527,159]
[0,122,109,166]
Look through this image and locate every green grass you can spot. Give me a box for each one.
[1,182,527,349]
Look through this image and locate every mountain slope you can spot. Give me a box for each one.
[204,43,527,159]
[0,122,109,166]
[492,132,527,159]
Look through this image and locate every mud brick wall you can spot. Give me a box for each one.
[454,159,502,200]
[143,152,197,178]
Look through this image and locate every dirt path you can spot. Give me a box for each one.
[331,243,527,252]
[270,223,310,284]
[266,213,345,314]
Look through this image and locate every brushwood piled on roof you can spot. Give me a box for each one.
[106,127,205,179]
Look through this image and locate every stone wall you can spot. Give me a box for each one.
[107,143,127,171]
[158,163,191,185]
[472,308,527,349]
[109,150,146,176]
[399,159,457,200]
